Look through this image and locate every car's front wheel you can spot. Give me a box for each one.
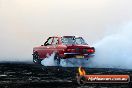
[33,52,41,64]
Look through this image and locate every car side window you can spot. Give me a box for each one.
[52,38,59,45]
[44,37,53,46]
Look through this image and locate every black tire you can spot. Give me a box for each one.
[33,52,41,64]
[54,53,61,66]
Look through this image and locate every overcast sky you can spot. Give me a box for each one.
[0,0,132,60]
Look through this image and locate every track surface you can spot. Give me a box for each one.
[0,62,132,88]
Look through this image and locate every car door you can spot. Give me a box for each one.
[52,37,66,56]
[52,37,59,53]
[39,37,54,58]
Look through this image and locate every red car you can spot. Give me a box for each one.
[32,36,95,64]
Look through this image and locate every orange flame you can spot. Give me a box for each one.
[78,66,86,76]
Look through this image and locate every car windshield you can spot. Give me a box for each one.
[62,37,87,45]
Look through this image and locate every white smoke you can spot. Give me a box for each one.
[41,53,57,66]
[41,53,89,67]
[60,59,89,67]
[88,22,132,69]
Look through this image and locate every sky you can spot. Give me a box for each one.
[0,0,132,61]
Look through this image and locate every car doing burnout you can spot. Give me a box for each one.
[33,36,95,65]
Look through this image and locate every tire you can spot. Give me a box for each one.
[54,53,61,66]
[33,52,41,64]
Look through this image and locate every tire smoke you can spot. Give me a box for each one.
[41,53,57,66]
[88,22,132,69]
[41,53,89,67]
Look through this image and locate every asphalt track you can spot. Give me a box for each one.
[0,62,132,88]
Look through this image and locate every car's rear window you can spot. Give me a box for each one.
[62,37,75,45]
[62,37,87,45]
[75,38,87,45]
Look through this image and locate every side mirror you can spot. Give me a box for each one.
[41,45,44,46]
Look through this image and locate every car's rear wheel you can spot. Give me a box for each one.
[33,52,41,64]
[54,53,61,66]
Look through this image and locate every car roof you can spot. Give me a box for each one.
[62,36,75,38]
[50,36,76,38]
[49,36,61,38]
